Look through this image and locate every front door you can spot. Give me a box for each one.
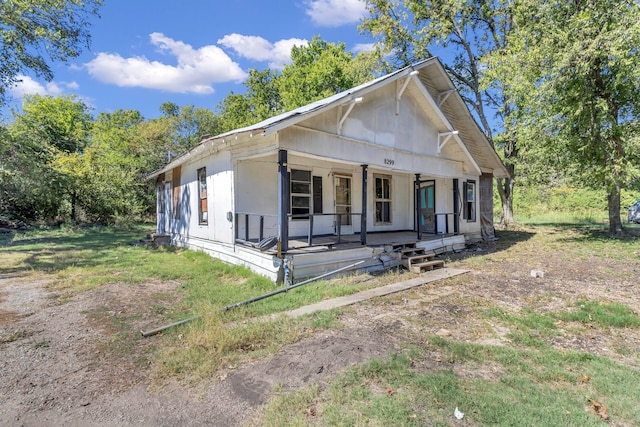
[334,175,352,235]
[419,180,436,234]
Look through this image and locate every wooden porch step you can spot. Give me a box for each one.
[385,241,446,273]
[401,253,435,269]
[410,259,445,273]
[399,247,426,256]
[388,242,418,251]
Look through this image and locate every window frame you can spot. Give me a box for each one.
[290,169,312,220]
[463,180,476,222]
[374,174,392,225]
[197,167,208,225]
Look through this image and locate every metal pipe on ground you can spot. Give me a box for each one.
[140,315,203,337]
[222,260,366,311]
[140,259,367,337]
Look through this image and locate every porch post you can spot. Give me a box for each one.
[360,164,368,245]
[278,149,289,253]
[453,178,460,234]
[415,174,422,241]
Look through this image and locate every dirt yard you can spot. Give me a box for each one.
[1,227,639,426]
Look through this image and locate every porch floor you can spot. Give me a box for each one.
[266,231,460,254]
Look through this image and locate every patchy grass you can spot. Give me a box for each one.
[0,224,385,384]
[558,300,640,329]
[260,333,640,426]
[255,222,640,426]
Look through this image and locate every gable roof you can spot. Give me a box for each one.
[148,57,509,179]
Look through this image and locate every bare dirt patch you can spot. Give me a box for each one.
[1,228,639,426]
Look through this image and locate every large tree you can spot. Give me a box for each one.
[2,94,92,221]
[361,0,518,226]
[64,109,150,222]
[499,0,640,235]
[0,0,103,106]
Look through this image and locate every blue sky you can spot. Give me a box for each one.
[5,0,375,121]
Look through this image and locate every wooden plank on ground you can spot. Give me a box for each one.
[282,268,469,318]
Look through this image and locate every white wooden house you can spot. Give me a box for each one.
[148,58,509,282]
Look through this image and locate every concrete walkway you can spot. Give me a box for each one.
[283,267,469,318]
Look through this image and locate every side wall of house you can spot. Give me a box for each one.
[169,150,234,245]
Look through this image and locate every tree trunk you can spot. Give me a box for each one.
[71,189,77,223]
[497,163,516,227]
[607,184,624,236]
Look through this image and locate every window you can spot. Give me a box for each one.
[290,169,311,219]
[375,175,392,224]
[197,167,208,224]
[463,180,476,222]
[289,170,323,219]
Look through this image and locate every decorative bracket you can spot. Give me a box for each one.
[396,70,419,115]
[438,130,459,153]
[437,89,456,106]
[337,97,363,135]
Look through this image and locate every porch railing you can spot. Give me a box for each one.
[235,211,459,249]
[418,212,460,239]
[290,212,362,246]
[234,212,276,243]
[234,211,362,247]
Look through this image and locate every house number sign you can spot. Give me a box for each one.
[384,158,395,166]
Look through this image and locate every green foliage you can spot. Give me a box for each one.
[217,69,282,131]
[1,93,224,223]
[498,184,639,225]
[2,95,93,221]
[65,109,152,222]
[278,36,376,111]
[158,102,222,158]
[0,0,103,106]
[361,0,511,138]
[511,186,607,219]
[217,37,378,132]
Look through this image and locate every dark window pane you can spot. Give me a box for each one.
[291,169,311,181]
[291,182,310,194]
[292,196,310,208]
[292,207,310,217]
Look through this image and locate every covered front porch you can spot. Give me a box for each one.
[234,148,468,257]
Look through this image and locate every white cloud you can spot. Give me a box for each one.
[9,75,68,98]
[353,43,376,53]
[84,33,247,94]
[218,34,308,70]
[305,0,367,27]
